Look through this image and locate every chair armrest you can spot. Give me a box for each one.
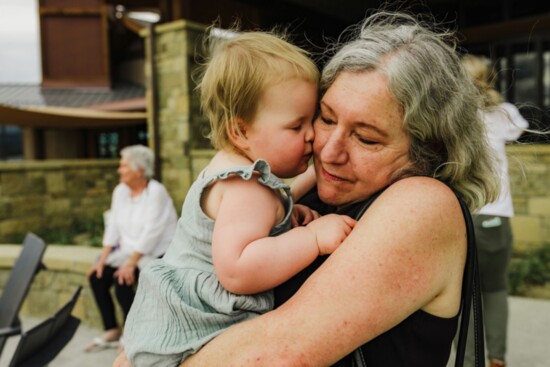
[0,325,22,337]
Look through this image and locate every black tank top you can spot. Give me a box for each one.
[274,188,459,367]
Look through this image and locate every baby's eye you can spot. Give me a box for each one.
[291,124,302,131]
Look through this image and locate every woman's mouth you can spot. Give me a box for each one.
[321,167,346,182]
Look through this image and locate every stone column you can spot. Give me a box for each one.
[141,20,210,210]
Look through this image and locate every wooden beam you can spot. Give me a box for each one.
[460,14,550,44]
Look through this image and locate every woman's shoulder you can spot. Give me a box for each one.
[498,101,518,111]
[384,176,456,202]
[490,102,526,121]
[146,179,172,198]
[372,177,462,227]
[113,183,129,196]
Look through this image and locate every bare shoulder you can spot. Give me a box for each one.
[384,176,457,203]
[361,177,465,316]
[372,176,463,226]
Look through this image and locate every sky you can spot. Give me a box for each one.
[0,0,41,84]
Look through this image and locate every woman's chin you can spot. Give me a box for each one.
[317,186,344,206]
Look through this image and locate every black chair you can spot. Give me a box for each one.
[0,232,47,354]
[8,286,82,367]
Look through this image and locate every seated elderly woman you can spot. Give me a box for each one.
[114,11,499,367]
[86,145,178,351]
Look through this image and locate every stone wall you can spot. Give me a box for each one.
[0,160,119,243]
[508,144,550,251]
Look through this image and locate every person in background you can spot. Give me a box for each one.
[86,144,178,352]
[460,54,529,367]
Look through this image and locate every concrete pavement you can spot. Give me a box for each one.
[1,296,549,367]
[446,296,550,367]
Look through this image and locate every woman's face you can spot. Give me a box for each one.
[313,71,411,207]
[117,157,143,187]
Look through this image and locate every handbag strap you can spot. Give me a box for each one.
[454,191,485,367]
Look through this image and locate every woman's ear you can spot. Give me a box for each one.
[227,119,249,151]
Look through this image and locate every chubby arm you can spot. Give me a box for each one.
[212,176,355,295]
[183,177,467,366]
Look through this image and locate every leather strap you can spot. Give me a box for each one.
[454,191,485,367]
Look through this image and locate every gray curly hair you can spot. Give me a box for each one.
[320,11,500,211]
[120,145,155,179]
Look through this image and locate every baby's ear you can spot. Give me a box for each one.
[227,118,249,151]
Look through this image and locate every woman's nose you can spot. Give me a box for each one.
[319,129,348,164]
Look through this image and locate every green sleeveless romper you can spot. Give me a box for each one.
[124,160,293,367]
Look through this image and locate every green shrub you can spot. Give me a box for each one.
[509,242,550,295]
[34,217,104,247]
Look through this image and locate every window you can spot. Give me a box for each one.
[512,51,538,105]
[543,47,550,107]
[98,132,119,158]
[0,125,23,160]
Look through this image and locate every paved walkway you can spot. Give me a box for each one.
[1,296,549,367]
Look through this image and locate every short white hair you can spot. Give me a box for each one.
[120,145,154,179]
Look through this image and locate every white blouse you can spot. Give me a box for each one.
[103,180,178,260]
[477,102,529,218]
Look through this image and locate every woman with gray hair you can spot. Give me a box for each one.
[87,144,178,352]
[115,10,500,367]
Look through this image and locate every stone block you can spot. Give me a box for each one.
[0,199,10,219]
[44,198,71,216]
[47,215,73,228]
[175,95,190,114]
[0,219,25,237]
[45,171,66,194]
[1,172,25,195]
[24,172,46,195]
[511,215,542,243]
[528,197,550,216]
[512,197,529,215]
[24,291,55,318]
[10,196,46,217]
[32,270,55,290]
[0,270,10,288]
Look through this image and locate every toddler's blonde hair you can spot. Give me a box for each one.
[198,30,319,151]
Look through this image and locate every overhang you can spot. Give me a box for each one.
[0,103,146,129]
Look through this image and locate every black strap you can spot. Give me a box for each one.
[454,192,485,367]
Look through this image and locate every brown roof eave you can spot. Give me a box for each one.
[0,104,146,129]
[459,13,550,45]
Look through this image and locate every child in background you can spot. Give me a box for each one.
[122,30,355,366]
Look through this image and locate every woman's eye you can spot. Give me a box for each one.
[320,116,334,125]
[357,135,377,145]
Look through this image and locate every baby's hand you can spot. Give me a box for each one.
[291,204,320,227]
[306,214,356,255]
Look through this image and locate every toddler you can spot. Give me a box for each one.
[122,29,355,367]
